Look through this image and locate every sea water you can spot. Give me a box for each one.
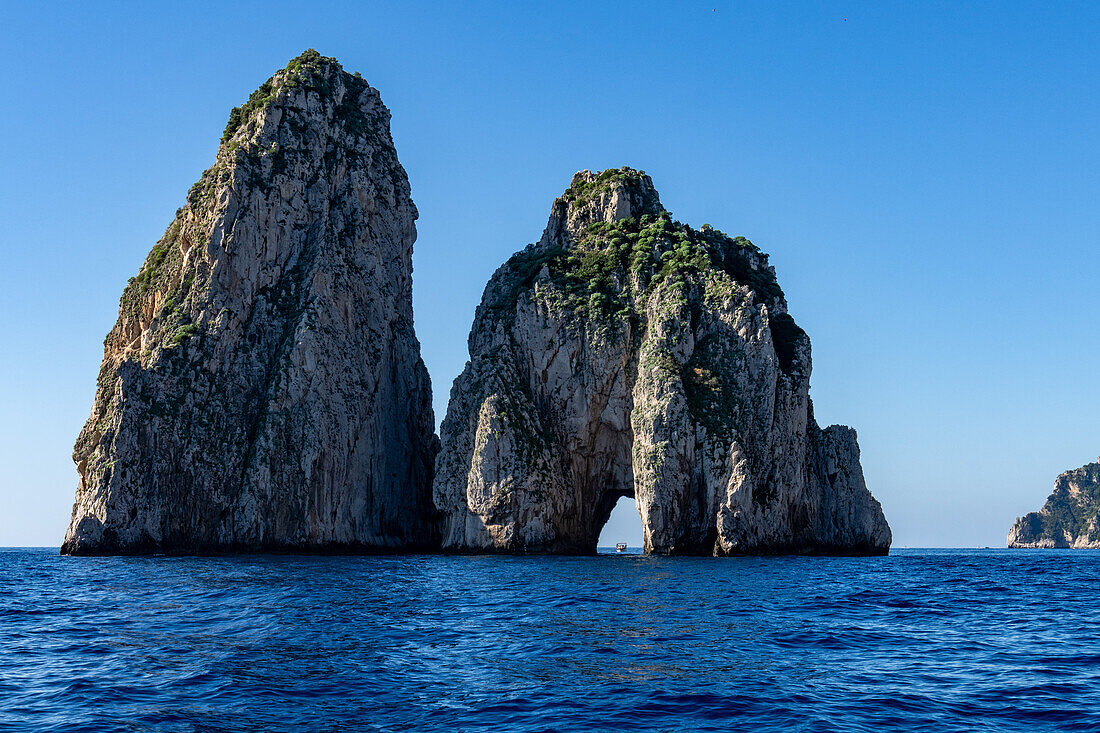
[1,548,1098,732]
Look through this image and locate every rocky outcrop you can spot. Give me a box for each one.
[1008,460,1100,548]
[434,168,891,555]
[62,51,438,555]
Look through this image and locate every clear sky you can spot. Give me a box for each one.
[2,1,1098,548]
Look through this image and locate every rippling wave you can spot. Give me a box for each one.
[2,548,1099,731]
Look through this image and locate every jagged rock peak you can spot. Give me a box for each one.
[545,168,665,242]
[1008,460,1100,549]
[62,51,438,555]
[220,49,371,145]
[434,168,891,556]
[469,168,792,362]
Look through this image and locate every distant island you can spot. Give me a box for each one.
[1008,460,1100,548]
[61,51,890,557]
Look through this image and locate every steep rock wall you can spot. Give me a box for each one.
[63,51,438,555]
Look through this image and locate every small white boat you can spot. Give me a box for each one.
[615,543,627,553]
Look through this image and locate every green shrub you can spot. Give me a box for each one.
[169,323,200,347]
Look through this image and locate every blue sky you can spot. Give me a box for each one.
[1,1,1098,548]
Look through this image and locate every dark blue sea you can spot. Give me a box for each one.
[2,548,1099,732]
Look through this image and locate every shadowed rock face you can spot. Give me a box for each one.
[1008,460,1100,548]
[62,51,438,555]
[434,168,891,555]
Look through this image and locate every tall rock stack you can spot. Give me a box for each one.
[434,168,891,555]
[62,51,438,555]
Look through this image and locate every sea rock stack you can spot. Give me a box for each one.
[62,51,438,555]
[433,168,891,555]
[1008,460,1100,548]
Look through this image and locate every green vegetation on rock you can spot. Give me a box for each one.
[470,167,808,466]
[222,79,277,143]
[222,51,333,144]
[561,167,647,209]
[168,323,201,348]
[220,48,371,146]
[1013,461,1100,546]
[484,186,786,339]
[120,221,182,315]
[683,334,743,443]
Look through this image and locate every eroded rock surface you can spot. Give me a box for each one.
[434,168,891,555]
[62,51,438,555]
[1008,460,1100,548]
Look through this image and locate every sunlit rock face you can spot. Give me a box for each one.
[1009,460,1100,549]
[62,51,438,555]
[434,168,891,555]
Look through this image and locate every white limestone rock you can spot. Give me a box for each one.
[62,51,438,555]
[434,168,891,555]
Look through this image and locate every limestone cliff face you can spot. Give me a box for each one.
[1008,460,1100,548]
[62,51,438,555]
[434,169,891,555]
